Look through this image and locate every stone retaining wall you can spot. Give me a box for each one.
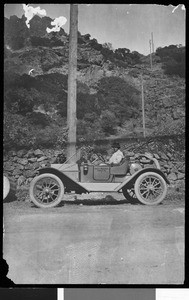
[3,146,185,193]
[3,149,62,189]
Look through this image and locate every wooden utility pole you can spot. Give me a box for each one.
[151,32,154,53]
[149,39,153,69]
[67,4,78,163]
[141,74,146,138]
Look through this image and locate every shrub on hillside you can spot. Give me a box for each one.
[4,88,35,114]
[89,38,102,51]
[41,58,63,72]
[4,73,37,90]
[101,47,114,61]
[113,59,129,68]
[130,51,142,64]
[77,119,88,136]
[4,111,67,150]
[77,119,104,142]
[27,112,51,127]
[77,93,98,119]
[83,112,97,123]
[36,73,68,94]
[156,45,183,60]
[100,110,118,135]
[35,124,67,148]
[4,71,20,88]
[114,48,138,65]
[4,85,59,117]
[163,58,185,78]
[156,45,185,78]
[77,81,90,94]
[50,36,64,47]
[96,76,140,124]
[30,36,50,47]
[31,35,64,48]
[4,112,36,149]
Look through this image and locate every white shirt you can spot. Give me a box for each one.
[109,149,124,164]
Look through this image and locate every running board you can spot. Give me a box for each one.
[79,182,121,192]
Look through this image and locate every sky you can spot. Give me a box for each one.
[4,4,186,55]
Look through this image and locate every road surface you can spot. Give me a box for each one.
[3,193,184,284]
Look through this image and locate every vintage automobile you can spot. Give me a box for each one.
[29,153,169,208]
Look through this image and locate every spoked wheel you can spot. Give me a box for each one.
[122,182,139,203]
[29,173,64,208]
[134,172,167,205]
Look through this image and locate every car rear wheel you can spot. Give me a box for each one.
[134,172,167,205]
[30,173,64,208]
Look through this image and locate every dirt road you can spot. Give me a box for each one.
[3,191,184,284]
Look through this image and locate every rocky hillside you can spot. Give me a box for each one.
[4,14,185,148]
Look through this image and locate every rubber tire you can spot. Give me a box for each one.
[134,172,167,205]
[29,173,64,208]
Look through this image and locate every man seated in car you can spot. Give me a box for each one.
[78,143,124,166]
[107,142,124,165]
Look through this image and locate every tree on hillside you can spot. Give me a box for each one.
[101,47,114,61]
[102,42,114,51]
[89,38,103,51]
[156,45,185,77]
[130,51,142,64]
[114,48,133,65]
[82,33,91,41]
[115,48,130,59]
[163,58,185,78]
[4,16,29,50]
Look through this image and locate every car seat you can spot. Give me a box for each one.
[110,157,130,175]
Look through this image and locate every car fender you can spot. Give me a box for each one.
[38,167,88,194]
[115,167,170,192]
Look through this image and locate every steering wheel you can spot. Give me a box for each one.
[97,153,106,162]
[91,153,106,164]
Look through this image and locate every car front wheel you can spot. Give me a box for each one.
[134,172,167,205]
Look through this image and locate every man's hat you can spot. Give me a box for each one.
[111,142,120,149]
